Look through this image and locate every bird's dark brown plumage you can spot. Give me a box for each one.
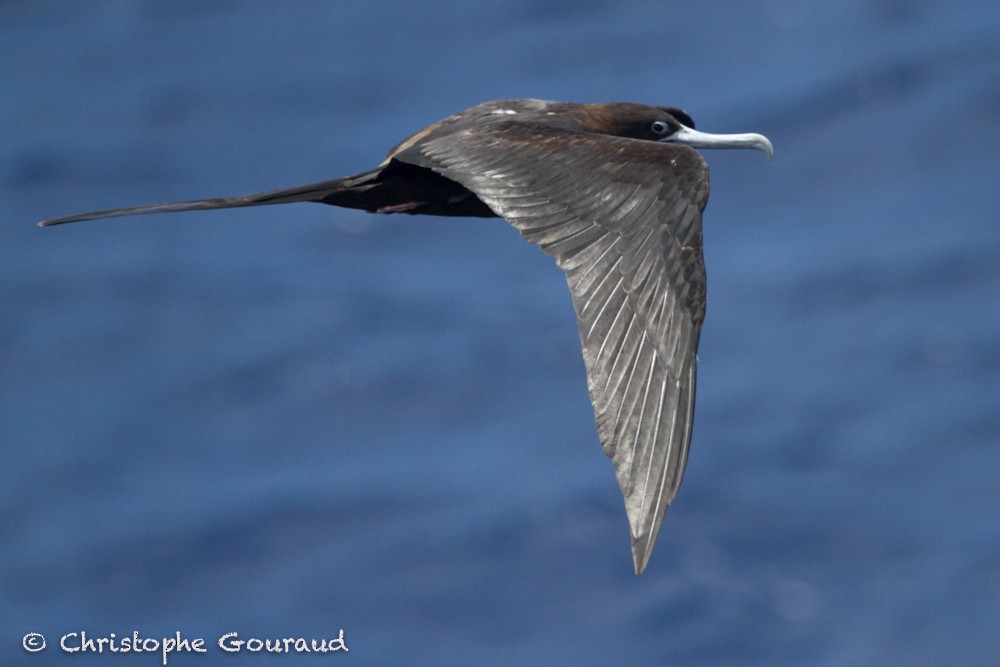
[38,99,772,574]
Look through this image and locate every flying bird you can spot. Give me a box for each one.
[39,99,772,574]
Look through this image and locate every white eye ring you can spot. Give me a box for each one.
[651,120,669,135]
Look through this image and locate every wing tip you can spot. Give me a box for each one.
[630,535,654,575]
[632,547,649,576]
[627,496,670,575]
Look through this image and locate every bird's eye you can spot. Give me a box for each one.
[650,120,670,135]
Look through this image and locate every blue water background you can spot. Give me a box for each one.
[3,1,1000,665]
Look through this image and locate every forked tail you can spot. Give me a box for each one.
[37,169,381,227]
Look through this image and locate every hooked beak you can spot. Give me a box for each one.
[666,125,773,159]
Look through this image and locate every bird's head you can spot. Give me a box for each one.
[586,103,773,159]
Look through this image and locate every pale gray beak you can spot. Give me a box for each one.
[667,125,773,159]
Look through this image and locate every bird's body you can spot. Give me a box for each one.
[39,99,772,574]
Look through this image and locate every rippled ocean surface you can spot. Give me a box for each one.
[4,1,1000,665]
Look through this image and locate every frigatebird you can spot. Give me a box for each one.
[39,99,772,574]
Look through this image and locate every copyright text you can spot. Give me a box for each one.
[22,629,348,664]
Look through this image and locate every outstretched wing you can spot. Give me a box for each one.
[398,121,710,574]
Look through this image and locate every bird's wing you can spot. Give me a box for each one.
[398,122,710,573]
